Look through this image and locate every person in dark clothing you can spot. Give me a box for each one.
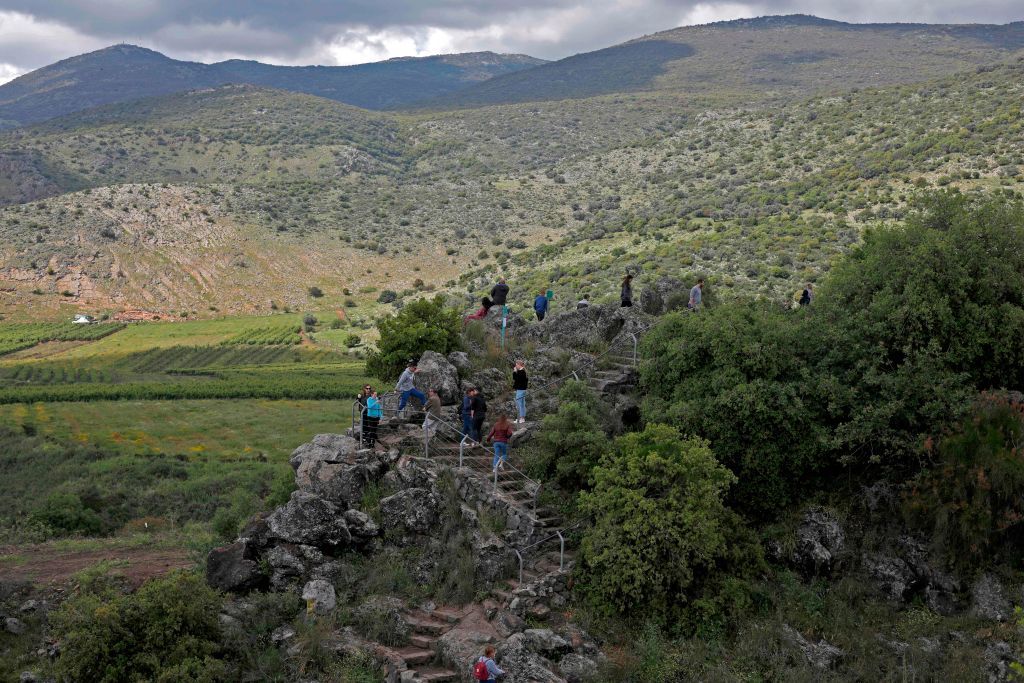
[799,283,813,306]
[461,388,475,443]
[364,390,382,449]
[512,360,528,423]
[533,292,549,321]
[470,388,487,443]
[490,278,509,307]
[620,274,633,307]
[357,383,372,441]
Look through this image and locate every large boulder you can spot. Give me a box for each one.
[417,350,462,404]
[558,653,600,683]
[290,434,360,488]
[266,491,351,547]
[970,574,1011,622]
[437,627,496,677]
[782,625,844,671]
[344,509,380,539]
[793,507,845,576]
[265,545,306,589]
[496,632,566,683]
[379,488,440,534]
[475,534,516,584]
[206,540,265,592]
[466,367,508,400]
[302,579,337,615]
[310,462,380,508]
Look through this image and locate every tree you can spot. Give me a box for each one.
[366,295,461,380]
[577,424,744,622]
[534,380,610,491]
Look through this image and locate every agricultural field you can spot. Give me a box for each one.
[0,313,372,548]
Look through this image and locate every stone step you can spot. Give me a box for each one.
[415,667,459,682]
[404,615,450,636]
[491,588,512,602]
[396,647,435,667]
[409,634,436,649]
[431,606,463,624]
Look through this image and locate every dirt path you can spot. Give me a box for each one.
[0,542,194,588]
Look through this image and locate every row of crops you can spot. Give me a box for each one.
[0,363,368,404]
[0,323,125,357]
[221,324,302,346]
[123,345,323,374]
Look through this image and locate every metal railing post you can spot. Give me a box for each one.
[557,530,565,571]
[493,464,498,493]
[459,436,466,468]
[514,549,523,585]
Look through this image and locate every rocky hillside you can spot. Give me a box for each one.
[0,44,545,126]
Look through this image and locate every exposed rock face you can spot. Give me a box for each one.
[290,434,360,488]
[793,507,845,576]
[497,632,568,683]
[206,540,265,592]
[465,367,507,399]
[310,461,381,508]
[379,488,440,534]
[475,534,516,583]
[862,536,961,614]
[783,625,844,670]
[267,491,352,547]
[302,579,337,615]
[417,350,462,404]
[970,574,1011,622]
[521,303,650,350]
[447,351,472,377]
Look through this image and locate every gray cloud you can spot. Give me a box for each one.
[1,0,1022,82]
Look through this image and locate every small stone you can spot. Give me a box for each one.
[5,617,27,635]
[18,600,40,613]
[271,625,297,644]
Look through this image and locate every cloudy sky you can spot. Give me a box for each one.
[1,1,1022,84]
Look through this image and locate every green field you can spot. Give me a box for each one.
[0,314,371,547]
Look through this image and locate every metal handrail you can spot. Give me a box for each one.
[511,520,586,584]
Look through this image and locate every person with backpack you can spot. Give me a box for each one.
[533,291,549,321]
[461,387,475,444]
[474,645,505,682]
[470,387,487,443]
[396,360,425,416]
[486,414,515,470]
[364,389,382,449]
[621,274,634,307]
[512,360,528,423]
[799,283,813,306]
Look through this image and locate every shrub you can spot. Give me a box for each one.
[344,334,362,348]
[52,570,226,682]
[904,393,1024,568]
[376,290,398,304]
[31,492,104,536]
[366,295,461,380]
[578,424,754,625]
[307,286,324,298]
[533,381,610,491]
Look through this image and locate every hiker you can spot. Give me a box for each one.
[473,645,505,682]
[512,360,528,423]
[688,278,704,311]
[396,360,426,415]
[357,383,372,438]
[799,283,813,306]
[470,387,487,443]
[423,388,442,441]
[533,291,549,321]
[461,387,475,443]
[490,278,509,308]
[364,389,382,448]
[486,413,514,471]
[621,274,634,307]
[464,296,492,325]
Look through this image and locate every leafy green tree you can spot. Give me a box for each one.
[533,380,610,490]
[578,424,746,622]
[52,571,227,682]
[366,295,460,380]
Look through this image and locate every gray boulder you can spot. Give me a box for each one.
[793,507,845,576]
[437,627,496,676]
[493,610,528,638]
[302,579,337,615]
[290,434,360,488]
[267,490,352,547]
[311,462,378,508]
[344,509,380,539]
[417,350,462,404]
[559,653,600,683]
[863,554,916,602]
[523,629,573,658]
[971,574,1011,622]
[206,540,265,593]
[447,351,472,377]
[497,632,566,683]
[466,367,508,399]
[379,488,440,534]
[475,534,516,584]
[4,617,26,635]
[265,545,305,589]
[782,625,844,670]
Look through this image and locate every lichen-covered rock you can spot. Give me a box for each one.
[558,653,600,683]
[475,534,516,584]
[863,553,916,602]
[302,579,336,615]
[523,629,573,658]
[793,507,845,576]
[496,632,566,683]
[267,491,351,547]
[782,625,844,670]
[493,610,528,638]
[312,462,377,507]
[437,627,496,677]
[344,509,380,539]
[971,574,1011,622]
[465,367,507,400]
[379,488,440,534]
[290,434,360,488]
[206,540,265,592]
[417,350,462,404]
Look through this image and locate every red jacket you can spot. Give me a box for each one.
[488,424,514,443]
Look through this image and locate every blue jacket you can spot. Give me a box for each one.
[366,397,382,419]
[533,295,548,313]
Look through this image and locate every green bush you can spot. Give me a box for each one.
[31,492,104,536]
[578,424,755,625]
[532,380,610,491]
[366,295,461,380]
[51,570,226,682]
[904,393,1024,568]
